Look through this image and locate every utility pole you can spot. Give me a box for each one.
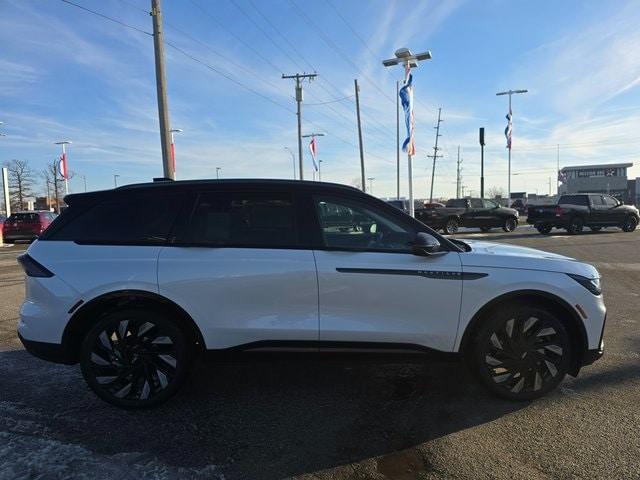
[396,80,400,199]
[354,79,366,192]
[282,72,317,180]
[556,144,560,195]
[479,127,485,198]
[496,88,528,207]
[151,0,174,180]
[428,108,443,203]
[456,146,463,198]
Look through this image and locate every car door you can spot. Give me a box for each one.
[311,194,463,352]
[602,195,625,225]
[461,198,485,227]
[158,189,319,350]
[588,195,608,225]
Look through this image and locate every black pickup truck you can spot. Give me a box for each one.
[527,193,639,234]
[416,198,519,234]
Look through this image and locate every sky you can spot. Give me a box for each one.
[1,0,640,199]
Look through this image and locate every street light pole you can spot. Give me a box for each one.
[302,132,325,182]
[383,47,433,218]
[114,174,120,187]
[216,167,221,179]
[367,177,375,195]
[284,147,296,179]
[496,89,527,207]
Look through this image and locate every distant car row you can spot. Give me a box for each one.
[387,193,639,235]
[1,211,57,243]
[387,198,520,234]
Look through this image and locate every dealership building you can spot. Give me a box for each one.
[558,162,637,203]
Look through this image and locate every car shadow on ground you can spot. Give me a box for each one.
[0,349,528,479]
[3,349,637,479]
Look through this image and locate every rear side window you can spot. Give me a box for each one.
[185,191,298,247]
[446,199,468,208]
[7,213,40,223]
[559,195,588,206]
[47,193,185,244]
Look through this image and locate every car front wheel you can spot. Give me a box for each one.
[443,218,459,235]
[471,305,571,401]
[621,215,638,232]
[536,224,552,235]
[502,218,518,232]
[80,309,191,408]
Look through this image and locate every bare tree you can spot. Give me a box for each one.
[6,159,35,211]
[486,186,505,199]
[42,160,65,213]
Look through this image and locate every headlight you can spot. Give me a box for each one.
[567,273,601,296]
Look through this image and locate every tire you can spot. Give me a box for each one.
[566,217,584,235]
[470,304,572,401]
[621,215,638,233]
[480,227,491,233]
[536,224,552,235]
[80,308,191,409]
[443,217,460,235]
[589,226,602,232]
[502,217,518,233]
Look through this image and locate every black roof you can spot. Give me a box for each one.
[64,179,364,205]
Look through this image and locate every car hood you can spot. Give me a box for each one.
[460,240,599,277]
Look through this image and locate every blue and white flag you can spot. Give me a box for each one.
[398,65,416,155]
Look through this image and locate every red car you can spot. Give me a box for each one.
[2,211,57,243]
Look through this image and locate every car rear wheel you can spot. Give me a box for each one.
[566,217,584,234]
[621,215,638,232]
[80,309,191,408]
[502,218,518,232]
[443,218,459,235]
[471,305,571,401]
[536,224,552,235]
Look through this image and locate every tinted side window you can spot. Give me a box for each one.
[315,196,415,252]
[469,199,483,208]
[446,199,468,208]
[603,195,618,207]
[48,193,184,244]
[186,192,298,247]
[559,195,588,206]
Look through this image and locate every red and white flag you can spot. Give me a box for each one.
[308,137,318,171]
[59,153,68,179]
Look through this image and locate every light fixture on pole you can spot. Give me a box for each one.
[113,174,120,187]
[54,141,71,195]
[169,128,182,178]
[284,147,296,179]
[383,48,432,218]
[496,89,528,207]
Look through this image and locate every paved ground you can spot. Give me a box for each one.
[1,228,639,480]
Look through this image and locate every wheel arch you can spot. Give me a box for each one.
[62,289,205,364]
[458,289,588,375]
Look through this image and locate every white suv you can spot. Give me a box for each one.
[17,180,605,408]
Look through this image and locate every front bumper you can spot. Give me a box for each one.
[18,333,75,364]
[580,312,606,367]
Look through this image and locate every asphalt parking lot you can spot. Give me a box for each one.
[1,227,639,480]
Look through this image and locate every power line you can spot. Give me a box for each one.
[59,0,152,35]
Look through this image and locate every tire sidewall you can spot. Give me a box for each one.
[80,308,190,409]
[444,218,459,234]
[503,218,517,232]
[567,217,583,234]
[470,304,572,401]
[536,224,552,235]
[622,216,638,232]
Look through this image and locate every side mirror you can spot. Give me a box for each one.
[412,232,442,256]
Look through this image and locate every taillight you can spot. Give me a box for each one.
[555,207,564,217]
[17,254,54,278]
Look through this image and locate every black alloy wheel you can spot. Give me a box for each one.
[622,215,638,232]
[472,305,571,401]
[536,224,552,235]
[444,218,460,235]
[502,218,518,233]
[566,217,584,235]
[80,309,190,408]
